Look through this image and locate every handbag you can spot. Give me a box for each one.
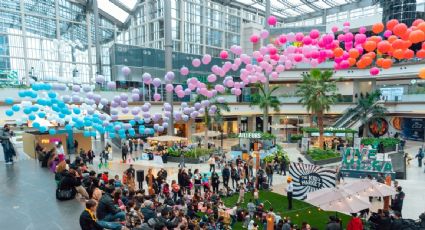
[56,180,76,201]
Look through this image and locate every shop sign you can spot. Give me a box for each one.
[289,162,336,200]
[238,132,262,139]
[41,138,61,144]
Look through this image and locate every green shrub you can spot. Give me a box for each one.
[361,137,400,148]
[227,133,239,138]
[307,148,341,161]
[167,148,213,158]
[290,134,303,142]
[264,145,290,163]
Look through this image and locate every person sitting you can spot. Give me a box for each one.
[96,187,126,230]
[140,200,156,223]
[146,209,180,229]
[79,199,103,230]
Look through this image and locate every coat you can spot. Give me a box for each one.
[347,217,363,230]
[96,193,121,220]
[79,210,103,230]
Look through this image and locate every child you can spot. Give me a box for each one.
[253,188,259,205]
[238,182,245,203]
[162,183,170,197]
[202,174,210,192]
[114,175,122,188]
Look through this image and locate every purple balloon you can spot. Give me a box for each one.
[157,126,164,132]
[113,95,121,103]
[141,105,149,112]
[120,93,128,101]
[114,125,121,131]
[153,93,161,101]
[131,107,140,115]
[163,122,169,129]
[153,113,162,122]
[182,115,189,122]
[124,123,132,130]
[165,84,174,92]
[184,88,191,95]
[72,95,81,103]
[152,78,162,88]
[143,73,152,84]
[194,102,201,110]
[120,101,128,108]
[111,115,118,120]
[82,84,92,93]
[93,94,102,103]
[183,107,191,115]
[72,85,80,92]
[107,82,116,90]
[132,88,140,94]
[217,97,225,103]
[122,66,131,76]
[134,116,141,121]
[95,75,105,83]
[131,94,140,101]
[102,121,109,126]
[165,71,175,82]
[201,100,210,107]
[122,108,129,114]
[111,101,119,108]
[143,113,151,119]
[144,118,151,124]
[62,95,71,103]
[163,103,172,111]
[86,92,94,100]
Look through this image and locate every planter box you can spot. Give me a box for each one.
[383,146,397,153]
[167,156,204,164]
[305,154,342,165]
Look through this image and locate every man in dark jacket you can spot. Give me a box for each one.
[0,125,15,164]
[280,157,287,175]
[147,209,179,229]
[326,216,341,230]
[140,200,156,223]
[121,144,128,163]
[390,211,403,230]
[222,165,230,188]
[79,199,103,230]
[391,186,405,214]
[96,188,125,230]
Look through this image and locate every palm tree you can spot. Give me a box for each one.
[355,90,387,137]
[250,84,281,133]
[194,93,230,149]
[296,69,338,149]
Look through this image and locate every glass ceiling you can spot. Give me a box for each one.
[97,0,131,23]
[235,0,357,18]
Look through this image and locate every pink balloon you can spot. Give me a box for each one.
[121,66,131,76]
[309,29,320,39]
[165,84,174,92]
[359,27,367,34]
[220,50,229,59]
[250,35,260,43]
[267,16,277,26]
[370,67,380,76]
[177,91,185,98]
[234,46,243,55]
[207,74,217,83]
[310,59,319,67]
[275,64,285,73]
[270,72,279,79]
[331,26,338,33]
[278,35,287,44]
[260,30,269,39]
[383,30,392,38]
[180,66,189,76]
[295,32,304,42]
[192,58,201,67]
[202,54,212,64]
[343,22,350,27]
[153,93,161,101]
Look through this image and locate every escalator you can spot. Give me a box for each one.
[333,104,362,128]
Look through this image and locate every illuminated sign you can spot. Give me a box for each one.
[238,132,262,139]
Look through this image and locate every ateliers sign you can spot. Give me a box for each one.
[238,132,262,139]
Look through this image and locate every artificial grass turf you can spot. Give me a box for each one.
[221,190,351,229]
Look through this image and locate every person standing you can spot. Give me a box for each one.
[280,157,287,176]
[391,186,405,214]
[178,151,185,168]
[265,163,274,188]
[346,213,363,230]
[0,125,15,165]
[248,156,254,178]
[128,139,133,155]
[211,170,220,193]
[415,147,424,167]
[121,143,128,163]
[286,177,294,210]
[222,164,230,188]
[208,154,216,172]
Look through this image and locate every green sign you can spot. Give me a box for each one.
[238,132,262,139]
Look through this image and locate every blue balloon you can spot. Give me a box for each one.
[129,120,136,126]
[149,128,155,134]
[28,114,36,121]
[5,98,14,105]
[23,108,32,114]
[18,91,26,98]
[83,130,90,137]
[109,132,116,138]
[59,113,66,118]
[39,126,47,132]
[30,91,38,98]
[5,110,13,117]
[33,122,40,128]
[48,91,57,99]
[73,107,81,114]
[31,106,39,112]
[138,119,144,124]
[11,105,20,112]
[84,120,93,126]
[48,129,56,135]
[44,83,52,91]
[38,112,46,118]
[91,131,97,137]
[65,124,73,130]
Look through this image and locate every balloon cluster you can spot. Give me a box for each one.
[4,17,425,137]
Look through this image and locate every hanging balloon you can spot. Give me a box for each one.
[153,93,161,101]
[152,78,162,88]
[121,66,131,76]
[107,82,116,90]
[202,54,212,65]
[250,34,260,43]
[192,59,201,67]
[142,73,152,84]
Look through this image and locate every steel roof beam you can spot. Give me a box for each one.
[283,0,374,23]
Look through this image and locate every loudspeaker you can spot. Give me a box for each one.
[136,170,144,182]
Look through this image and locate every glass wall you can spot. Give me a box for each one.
[0,0,119,85]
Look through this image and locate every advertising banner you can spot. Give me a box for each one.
[289,162,336,200]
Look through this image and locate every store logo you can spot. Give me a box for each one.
[238,132,262,139]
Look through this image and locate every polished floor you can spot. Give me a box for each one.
[0,160,83,230]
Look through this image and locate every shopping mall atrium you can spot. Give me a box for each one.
[1,0,425,229]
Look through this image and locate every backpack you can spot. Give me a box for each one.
[56,179,76,201]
